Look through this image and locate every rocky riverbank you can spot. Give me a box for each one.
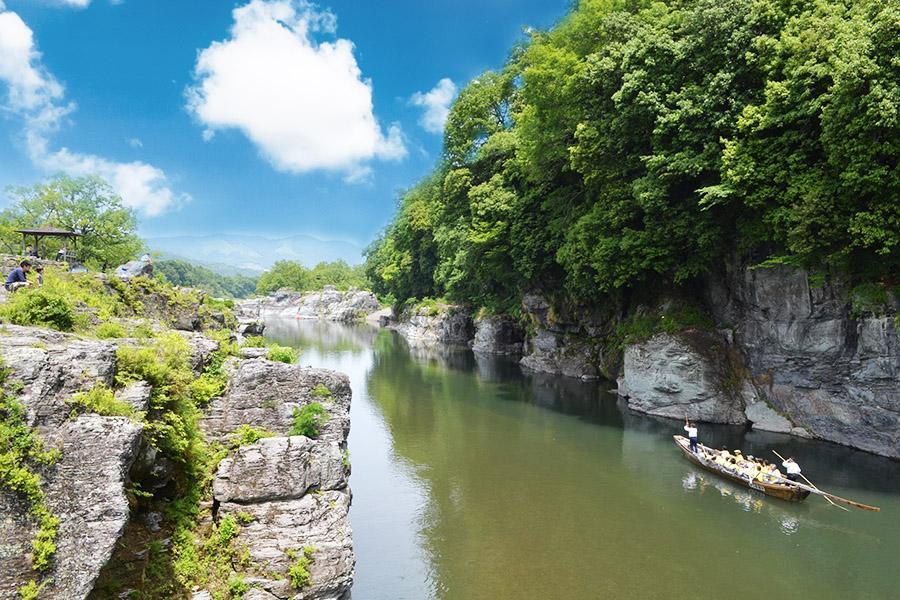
[237,287,382,323]
[0,276,354,599]
[384,265,899,459]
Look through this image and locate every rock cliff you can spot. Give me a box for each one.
[200,359,354,600]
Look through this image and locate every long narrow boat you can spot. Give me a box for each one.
[674,435,810,503]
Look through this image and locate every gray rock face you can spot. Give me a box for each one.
[0,415,142,600]
[707,265,900,458]
[115,381,152,413]
[519,294,607,379]
[617,332,750,424]
[238,288,381,323]
[203,357,354,600]
[200,358,351,444]
[114,258,153,280]
[0,326,145,599]
[472,315,525,355]
[214,436,347,504]
[0,325,117,427]
[391,305,474,346]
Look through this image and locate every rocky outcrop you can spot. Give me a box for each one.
[472,315,525,355]
[616,331,751,424]
[238,287,381,323]
[201,358,354,600]
[707,264,899,458]
[0,326,142,600]
[519,294,610,379]
[390,304,473,346]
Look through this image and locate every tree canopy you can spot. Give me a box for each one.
[1,175,143,269]
[256,260,368,295]
[154,259,258,299]
[366,0,899,311]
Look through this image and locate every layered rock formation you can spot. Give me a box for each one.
[0,326,142,600]
[389,304,473,346]
[238,288,380,323]
[706,265,899,458]
[200,359,354,600]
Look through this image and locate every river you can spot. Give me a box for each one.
[264,318,900,600]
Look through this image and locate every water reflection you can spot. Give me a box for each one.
[269,321,900,600]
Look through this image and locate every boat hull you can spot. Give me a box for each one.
[674,435,810,502]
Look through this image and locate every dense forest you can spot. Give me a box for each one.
[255,260,368,295]
[154,259,259,298]
[365,0,898,313]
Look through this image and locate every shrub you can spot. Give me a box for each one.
[850,282,891,318]
[241,336,267,348]
[94,321,128,339]
[227,424,275,449]
[67,384,134,417]
[287,546,316,590]
[290,402,329,438]
[267,344,298,364]
[0,288,75,331]
[190,373,226,406]
[311,383,332,399]
[227,574,249,598]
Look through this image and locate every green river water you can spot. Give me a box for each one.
[265,319,899,600]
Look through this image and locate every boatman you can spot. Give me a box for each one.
[781,457,802,482]
[684,418,699,453]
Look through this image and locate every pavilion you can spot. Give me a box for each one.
[15,227,81,262]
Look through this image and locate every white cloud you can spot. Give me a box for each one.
[48,0,92,8]
[410,77,456,134]
[186,0,406,177]
[0,5,185,215]
[127,137,142,148]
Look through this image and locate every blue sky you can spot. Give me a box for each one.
[0,0,569,269]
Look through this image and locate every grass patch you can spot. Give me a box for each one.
[0,288,75,331]
[94,321,129,339]
[67,383,134,418]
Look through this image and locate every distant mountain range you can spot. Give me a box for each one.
[147,233,366,274]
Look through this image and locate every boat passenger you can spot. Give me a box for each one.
[782,458,802,482]
[684,418,699,453]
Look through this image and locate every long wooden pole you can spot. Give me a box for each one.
[771,451,880,512]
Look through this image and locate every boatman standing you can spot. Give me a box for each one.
[684,418,699,453]
[781,457,802,482]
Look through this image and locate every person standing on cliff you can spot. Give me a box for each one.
[684,418,699,453]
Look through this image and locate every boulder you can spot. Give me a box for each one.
[617,331,750,424]
[115,381,152,413]
[213,436,347,504]
[113,258,152,280]
[472,315,525,355]
[744,401,793,434]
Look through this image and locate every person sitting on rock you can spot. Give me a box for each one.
[684,418,699,453]
[5,260,33,292]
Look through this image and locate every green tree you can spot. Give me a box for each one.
[155,259,258,298]
[1,175,143,270]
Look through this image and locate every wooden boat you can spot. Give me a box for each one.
[674,435,810,502]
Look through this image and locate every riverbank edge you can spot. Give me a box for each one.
[382,264,899,460]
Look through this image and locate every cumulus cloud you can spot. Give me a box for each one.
[410,78,457,134]
[186,0,406,177]
[0,5,185,215]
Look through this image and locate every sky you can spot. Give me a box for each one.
[0,0,570,270]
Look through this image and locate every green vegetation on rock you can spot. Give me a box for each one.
[155,259,258,299]
[290,402,329,438]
